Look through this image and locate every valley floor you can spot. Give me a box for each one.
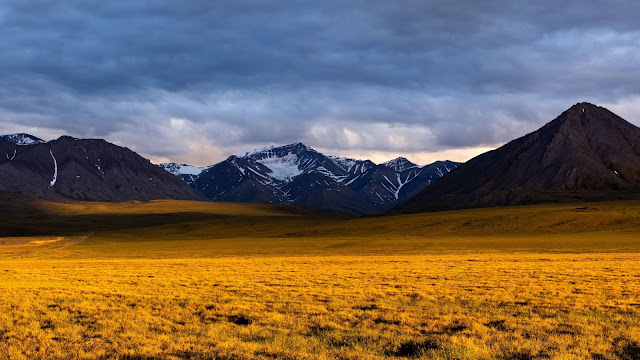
[1,199,640,359]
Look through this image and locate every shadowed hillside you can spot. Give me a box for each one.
[0,136,204,202]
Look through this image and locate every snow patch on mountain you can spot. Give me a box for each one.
[176,164,207,175]
[381,172,420,200]
[49,150,58,187]
[256,152,303,181]
[328,156,373,174]
[316,166,344,181]
[382,157,417,172]
[0,133,45,146]
[6,149,16,160]
[328,156,357,171]
[159,163,211,176]
[230,159,246,175]
[241,145,278,158]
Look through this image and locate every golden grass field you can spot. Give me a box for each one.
[1,198,640,359]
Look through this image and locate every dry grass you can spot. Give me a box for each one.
[1,199,640,359]
[1,255,639,359]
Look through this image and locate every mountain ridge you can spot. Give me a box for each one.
[18,100,638,216]
[189,143,459,214]
[394,102,640,213]
[0,135,205,202]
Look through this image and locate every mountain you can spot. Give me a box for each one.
[158,163,212,184]
[0,135,205,202]
[192,143,371,212]
[381,157,416,172]
[349,158,459,207]
[395,102,640,213]
[0,133,45,145]
[192,143,459,214]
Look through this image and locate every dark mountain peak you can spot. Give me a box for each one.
[536,102,638,161]
[555,102,631,128]
[57,135,79,140]
[54,136,110,144]
[395,103,640,213]
[382,157,417,171]
[572,101,598,110]
[0,134,204,202]
[280,142,314,153]
[0,133,45,146]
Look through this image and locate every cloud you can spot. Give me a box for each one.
[1,0,640,165]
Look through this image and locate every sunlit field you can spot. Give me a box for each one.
[1,198,640,359]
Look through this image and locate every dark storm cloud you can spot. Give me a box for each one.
[1,0,640,163]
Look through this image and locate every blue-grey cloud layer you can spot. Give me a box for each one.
[1,0,640,162]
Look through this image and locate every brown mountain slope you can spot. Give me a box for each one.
[395,102,640,213]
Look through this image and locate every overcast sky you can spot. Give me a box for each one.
[1,1,640,165]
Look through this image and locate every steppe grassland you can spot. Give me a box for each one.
[0,200,640,359]
[2,255,640,359]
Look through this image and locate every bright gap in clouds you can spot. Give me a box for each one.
[316,146,498,166]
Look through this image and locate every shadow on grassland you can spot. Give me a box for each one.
[0,191,337,238]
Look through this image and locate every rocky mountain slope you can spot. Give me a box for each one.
[395,102,640,213]
[191,143,458,214]
[0,135,204,202]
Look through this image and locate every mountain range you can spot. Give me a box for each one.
[4,102,640,215]
[0,133,457,214]
[185,143,459,214]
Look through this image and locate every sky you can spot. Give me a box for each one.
[1,1,640,166]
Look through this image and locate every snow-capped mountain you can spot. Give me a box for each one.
[193,143,372,211]
[238,143,375,183]
[0,133,45,146]
[348,158,459,207]
[158,163,212,184]
[191,143,459,215]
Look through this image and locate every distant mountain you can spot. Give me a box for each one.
[0,135,204,202]
[158,163,212,184]
[0,133,45,146]
[192,143,459,214]
[395,102,640,213]
[381,157,416,172]
[349,158,459,206]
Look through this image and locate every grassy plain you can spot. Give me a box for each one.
[1,198,640,359]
